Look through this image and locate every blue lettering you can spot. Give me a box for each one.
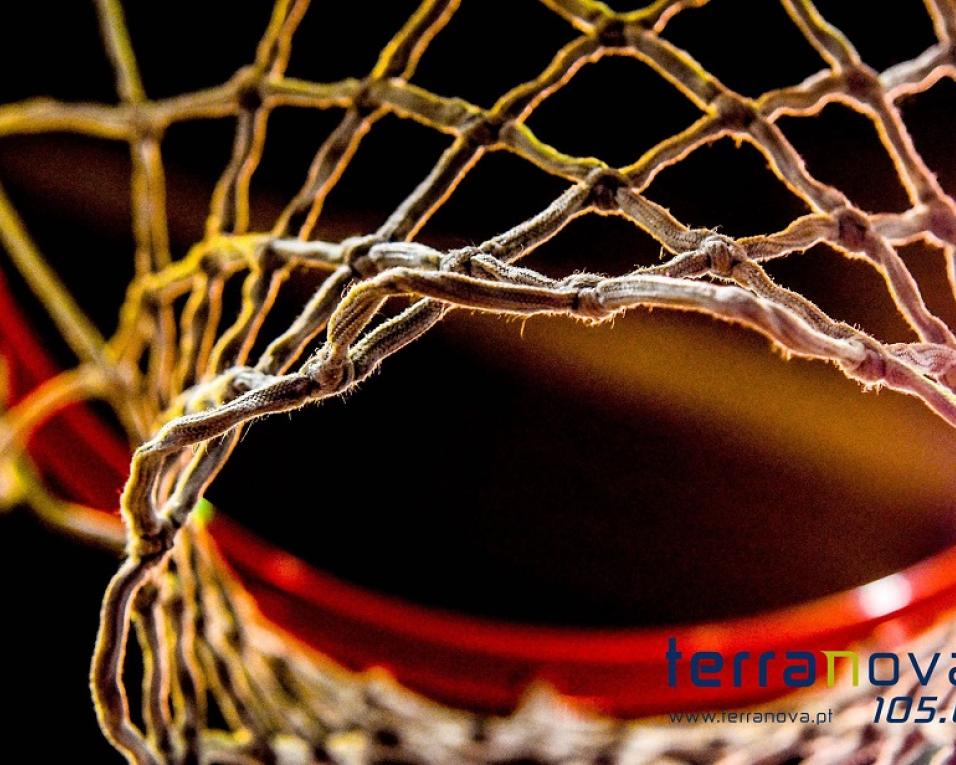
[732,651,751,687]
[909,652,939,685]
[666,637,683,687]
[783,651,815,687]
[869,652,899,686]
[758,651,776,687]
[691,652,723,687]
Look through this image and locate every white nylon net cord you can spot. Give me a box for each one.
[2,0,956,762]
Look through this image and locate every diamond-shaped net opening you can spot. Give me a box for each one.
[3,0,956,762]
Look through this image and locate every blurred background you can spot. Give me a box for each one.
[1,0,956,759]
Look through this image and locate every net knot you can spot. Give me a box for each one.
[842,65,881,101]
[700,235,743,277]
[140,287,162,314]
[353,82,381,118]
[926,198,956,242]
[596,17,629,48]
[230,367,268,394]
[574,287,605,321]
[199,248,224,275]
[834,206,873,251]
[585,167,629,211]
[128,525,176,560]
[305,350,355,393]
[256,239,285,274]
[842,335,888,387]
[129,106,157,140]
[237,71,265,112]
[441,247,475,273]
[463,114,506,148]
[342,234,384,277]
[713,93,759,132]
[568,274,606,320]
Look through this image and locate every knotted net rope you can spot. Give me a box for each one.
[2,0,956,762]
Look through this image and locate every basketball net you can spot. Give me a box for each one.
[2,0,956,762]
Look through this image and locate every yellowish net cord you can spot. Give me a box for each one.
[2,0,956,762]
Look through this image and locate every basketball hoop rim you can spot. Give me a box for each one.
[3,268,955,717]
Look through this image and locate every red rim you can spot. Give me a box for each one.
[4,268,956,716]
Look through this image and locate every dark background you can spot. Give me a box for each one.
[2,1,956,760]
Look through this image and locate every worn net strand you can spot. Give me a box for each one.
[2,0,956,762]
